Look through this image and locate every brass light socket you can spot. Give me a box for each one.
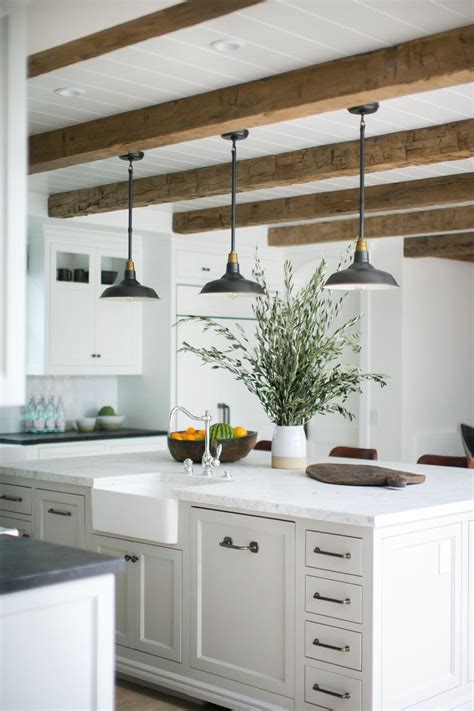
[126,259,135,272]
[355,238,368,253]
[228,251,239,264]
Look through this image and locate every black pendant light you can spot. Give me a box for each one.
[200,130,264,297]
[100,152,159,301]
[324,104,399,291]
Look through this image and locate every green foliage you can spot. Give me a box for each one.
[178,257,387,426]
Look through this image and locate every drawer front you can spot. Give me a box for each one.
[305,666,361,711]
[305,575,362,624]
[305,621,362,671]
[306,530,362,577]
[35,489,85,549]
[0,515,33,538]
[0,482,32,515]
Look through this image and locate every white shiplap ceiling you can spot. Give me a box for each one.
[27,0,474,211]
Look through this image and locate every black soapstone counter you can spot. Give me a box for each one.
[0,427,166,446]
[0,536,125,594]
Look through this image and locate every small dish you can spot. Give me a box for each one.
[77,417,97,433]
[97,415,125,431]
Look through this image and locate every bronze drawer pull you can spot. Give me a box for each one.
[313,592,351,605]
[313,638,350,652]
[0,494,23,502]
[314,546,351,559]
[47,508,71,517]
[313,683,351,699]
[219,536,259,553]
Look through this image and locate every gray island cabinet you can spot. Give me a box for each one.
[0,450,472,711]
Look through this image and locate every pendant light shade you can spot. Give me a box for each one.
[200,130,264,298]
[324,104,399,291]
[100,152,159,301]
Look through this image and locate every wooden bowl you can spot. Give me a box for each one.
[168,431,258,464]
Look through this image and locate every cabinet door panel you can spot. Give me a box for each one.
[94,250,142,371]
[381,523,462,709]
[35,489,85,549]
[191,508,294,696]
[134,543,182,662]
[91,534,134,649]
[49,244,96,369]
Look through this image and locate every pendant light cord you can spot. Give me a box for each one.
[230,136,237,254]
[359,114,365,241]
[127,159,133,262]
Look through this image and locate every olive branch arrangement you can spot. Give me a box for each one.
[178,257,386,426]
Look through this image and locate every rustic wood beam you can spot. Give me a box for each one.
[173,172,474,233]
[267,205,474,247]
[48,120,474,218]
[28,0,261,78]
[404,232,474,260]
[31,25,474,174]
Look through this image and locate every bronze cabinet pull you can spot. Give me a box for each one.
[0,494,22,502]
[313,683,351,699]
[313,638,350,652]
[313,592,351,605]
[131,555,139,563]
[124,554,132,561]
[47,508,72,517]
[219,536,259,553]
[314,546,351,559]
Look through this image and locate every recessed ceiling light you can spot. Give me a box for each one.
[210,39,243,53]
[54,87,85,97]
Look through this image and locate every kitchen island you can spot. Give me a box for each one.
[0,450,472,711]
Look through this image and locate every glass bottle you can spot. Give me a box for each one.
[55,397,66,433]
[45,396,57,433]
[33,396,45,433]
[24,398,36,433]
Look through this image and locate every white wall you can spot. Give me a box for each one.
[401,256,474,461]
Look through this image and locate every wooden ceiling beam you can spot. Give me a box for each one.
[267,205,474,247]
[31,24,474,174]
[27,0,261,78]
[48,120,473,218]
[404,231,474,260]
[173,172,474,233]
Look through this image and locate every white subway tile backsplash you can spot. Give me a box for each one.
[0,376,118,433]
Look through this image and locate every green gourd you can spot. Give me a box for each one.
[209,423,234,440]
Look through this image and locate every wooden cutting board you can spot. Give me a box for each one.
[306,462,425,489]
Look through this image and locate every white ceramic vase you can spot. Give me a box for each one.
[271,425,306,470]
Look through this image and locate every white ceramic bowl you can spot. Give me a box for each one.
[97,415,125,431]
[77,417,97,433]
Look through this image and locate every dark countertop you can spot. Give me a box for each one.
[0,535,125,594]
[0,427,167,446]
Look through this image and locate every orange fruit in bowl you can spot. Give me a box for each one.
[186,426,196,435]
[195,430,205,440]
[183,433,197,441]
[233,426,248,438]
[171,432,183,440]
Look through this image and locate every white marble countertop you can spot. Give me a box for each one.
[0,450,473,528]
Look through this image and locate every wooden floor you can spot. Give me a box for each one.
[116,680,228,710]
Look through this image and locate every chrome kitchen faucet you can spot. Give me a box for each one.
[168,406,222,477]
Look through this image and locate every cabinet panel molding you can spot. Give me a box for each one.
[134,542,182,663]
[190,508,295,696]
[381,523,462,709]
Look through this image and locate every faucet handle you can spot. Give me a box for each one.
[214,443,223,461]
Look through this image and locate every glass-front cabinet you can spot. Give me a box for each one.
[27,223,143,375]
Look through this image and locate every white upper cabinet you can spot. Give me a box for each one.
[0,1,27,406]
[27,224,143,375]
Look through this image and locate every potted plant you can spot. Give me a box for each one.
[178,258,386,469]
